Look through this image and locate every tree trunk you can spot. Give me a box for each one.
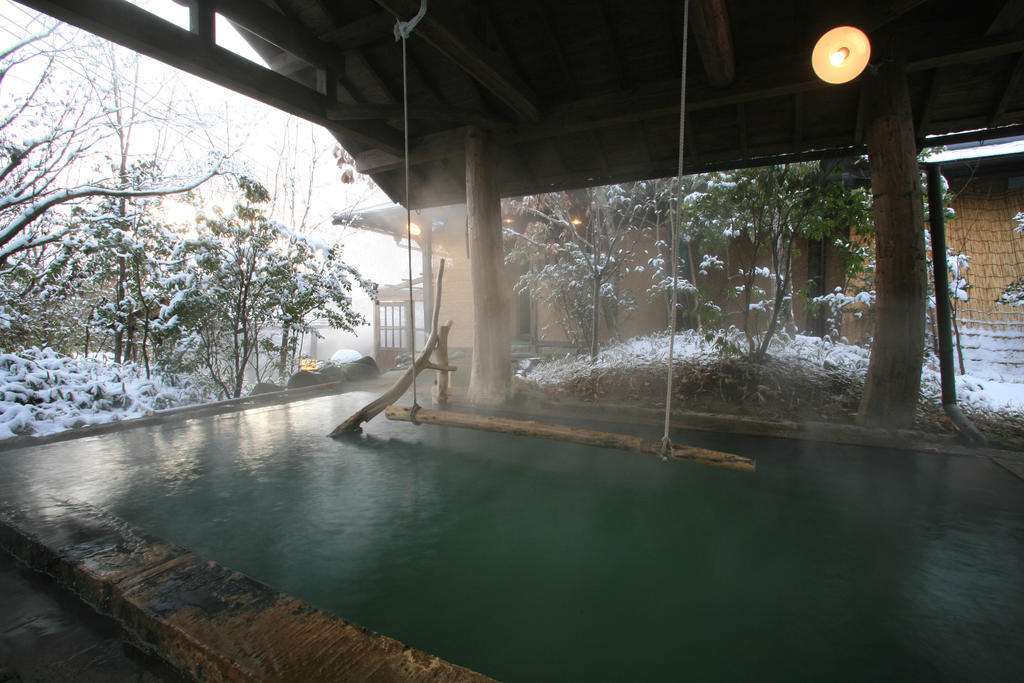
[114,257,126,363]
[857,49,928,429]
[686,241,702,329]
[279,324,291,382]
[590,266,600,359]
[465,127,510,405]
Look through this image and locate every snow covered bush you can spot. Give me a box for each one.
[0,347,206,440]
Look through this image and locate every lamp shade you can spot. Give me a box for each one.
[812,26,871,84]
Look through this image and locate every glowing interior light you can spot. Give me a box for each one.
[812,26,870,84]
[571,218,583,225]
[408,222,421,236]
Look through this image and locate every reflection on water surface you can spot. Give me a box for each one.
[3,392,1022,682]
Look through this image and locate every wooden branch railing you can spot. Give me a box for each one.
[329,259,453,436]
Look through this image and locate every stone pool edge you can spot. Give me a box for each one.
[0,499,491,682]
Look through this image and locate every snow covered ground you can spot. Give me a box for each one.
[0,348,203,440]
[522,330,1024,415]
[4,330,1023,442]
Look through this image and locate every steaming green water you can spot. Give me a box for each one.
[3,392,1023,681]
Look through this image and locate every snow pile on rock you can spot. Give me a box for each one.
[329,348,363,363]
[0,348,198,440]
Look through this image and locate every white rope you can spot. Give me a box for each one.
[662,0,690,456]
[393,0,427,41]
[396,2,427,417]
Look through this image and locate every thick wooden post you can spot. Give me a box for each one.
[465,126,511,405]
[857,50,928,429]
[422,222,433,331]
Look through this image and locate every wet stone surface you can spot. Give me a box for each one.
[0,549,186,682]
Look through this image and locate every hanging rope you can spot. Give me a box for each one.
[395,0,427,421]
[662,0,690,457]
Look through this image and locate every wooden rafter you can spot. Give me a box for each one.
[737,102,748,155]
[318,13,394,49]
[987,0,1024,36]
[370,0,542,122]
[793,91,804,148]
[345,50,398,104]
[532,0,576,97]
[990,52,1024,125]
[211,0,340,67]
[915,69,941,138]
[637,121,654,173]
[596,0,628,90]
[690,0,735,88]
[18,0,405,155]
[589,131,610,174]
[355,127,467,175]
[858,0,930,33]
[853,82,869,146]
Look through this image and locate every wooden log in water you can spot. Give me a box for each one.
[385,406,755,472]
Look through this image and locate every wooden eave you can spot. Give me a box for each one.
[19,0,1024,208]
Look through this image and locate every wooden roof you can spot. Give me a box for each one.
[23,0,1024,207]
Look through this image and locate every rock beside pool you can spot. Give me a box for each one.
[344,356,380,380]
[318,364,347,382]
[286,370,327,389]
[251,382,282,395]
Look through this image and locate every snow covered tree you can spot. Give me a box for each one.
[507,181,670,357]
[158,178,372,398]
[682,163,872,360]
[647,176,731,332]
[0,30,225,354]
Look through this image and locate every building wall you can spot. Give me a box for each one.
[945,177,1024,331]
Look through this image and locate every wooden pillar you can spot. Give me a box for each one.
[856,49,928,429]
[465,127,510,405]
[421,223,433,334]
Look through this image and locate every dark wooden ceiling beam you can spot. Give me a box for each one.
[990,52,1024,125]
[914,69,940,137]
[859,0,930,33]
[532,0,577,97]
[318,13,395,49]
[18,0,404,156]
[370,0,542,122]
[345,50,398,104]
[854,82,869,145]
[211,0,339,67]
[908,28,1024,71]
[357,26,1024,182]
[589,131,610,174]
[326,103,503,125]
[267,51,308,76]
[986,0,1024,36]
[596,0,628,90]
[355,127,468,174]
[192,0,214,43]
[737,102,748,154]
[690,0,735,88]
[793,91,804,148]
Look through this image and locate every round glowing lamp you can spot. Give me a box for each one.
[408,222,421,236]
[812,26,870,84]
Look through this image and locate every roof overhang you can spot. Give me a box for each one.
[20,0,1024,207]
